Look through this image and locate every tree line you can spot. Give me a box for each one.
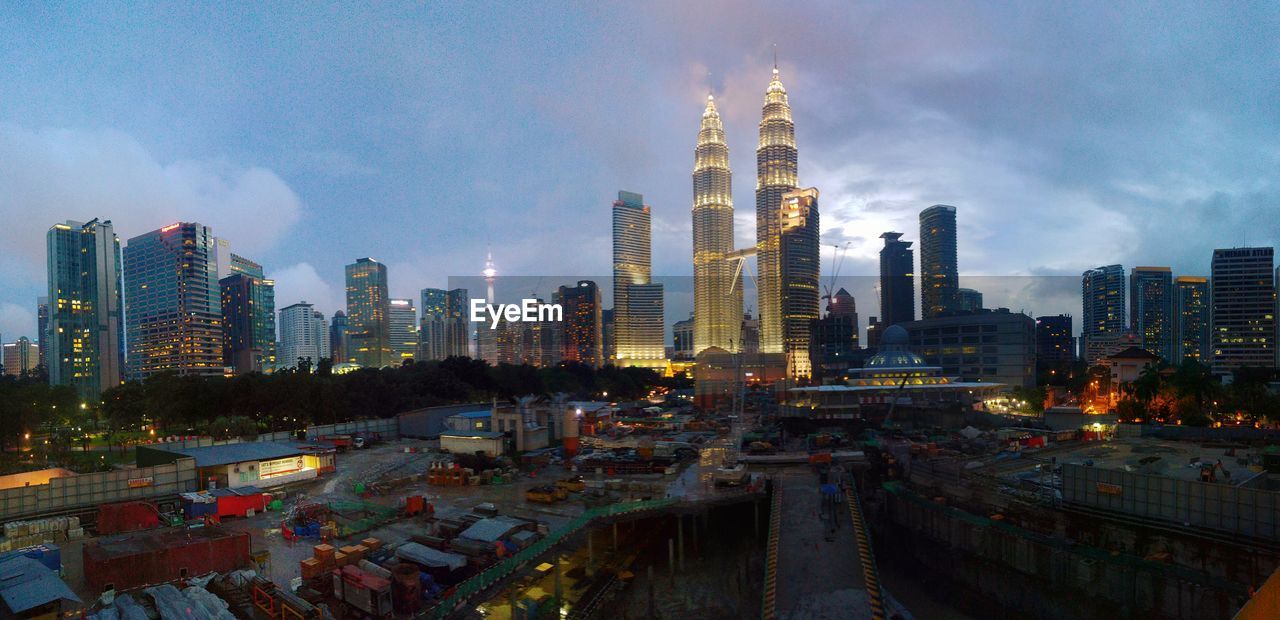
[94,357,685,438]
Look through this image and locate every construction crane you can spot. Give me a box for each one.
[821,242,852,310]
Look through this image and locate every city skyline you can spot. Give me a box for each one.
[1,4,1278,344]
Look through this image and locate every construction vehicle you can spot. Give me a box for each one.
[747,441,777,455]
[524,486,568,503]
[713,464,749,487]
[554,476,586,492]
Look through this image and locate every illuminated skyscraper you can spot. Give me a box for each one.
[755,64,798,355]
[920,205,959,319]
[1210,247,1274,374]
[123,222,223,379]
[555,281,603,368]
[219,254,276,374]
[1174,276,1209,363]
[36,297,48,369]
[279,302,329,369]
[779,188,820,378]
[692,94,742,354]
[444,288,470,358]
[1129,266,1174,361]
[46,219,122,396]
[1082,265,1126,364]
[2,338,39,377]
[389,298,417,364]
[345,258,391,367]
[418,288,448,361]
[612,190,665,363]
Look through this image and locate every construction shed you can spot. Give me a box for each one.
[82,527,251,593]
[137,442,315,489]
[0,555,80,618]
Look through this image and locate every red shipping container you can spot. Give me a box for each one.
[82,527,251,592]
[215,491,267,518]
[97,501,160,535]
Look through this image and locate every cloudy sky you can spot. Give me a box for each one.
[1,2,1278,341]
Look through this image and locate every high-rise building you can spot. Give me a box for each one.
[345,258,391,368]
[1129,266,1174,362]
[879,232,915,328]
[389,298,417,364]
[902,309,1037,389]
[672,316,694,359]
[329,311,349,365]
[123,222,223,379]
[219,254,276,374]
[46,219,123,396]
[278,302,329,369]
[1210,247,1275,374]
[740,313,760,354]
[1035,315,1074,367]
[1082,265,1126,364]
[755,64,799,356]
[810,288,859,380]
[555,281,603,367]
[418,288,448,362]
[692,94,742,355]
[612,191,665,363]
[3,338,40,377]
[444,288,470,358]
[778,188,820,379]
[919,205,959,319]
[1174,276,1210,363]
[956,288,983,314]
[601,309,615,365]
[36,297,48,370]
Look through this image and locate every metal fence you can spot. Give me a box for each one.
[1061,464,1280,540]
[421,498,677,620]
[0,458,198,521]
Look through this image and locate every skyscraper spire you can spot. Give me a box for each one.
[755,62,798,356]
[692,91,743,355]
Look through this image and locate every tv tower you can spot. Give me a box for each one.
[483,248,497,303]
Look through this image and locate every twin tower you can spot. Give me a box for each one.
[692,66,819,379]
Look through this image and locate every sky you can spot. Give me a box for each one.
[1,2,1278,342]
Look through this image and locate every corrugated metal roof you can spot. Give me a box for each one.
[0,556,80,614]
[159,443,302,467]
[458,516,526,543]
[394,543,467,570]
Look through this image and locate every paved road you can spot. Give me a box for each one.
[773,467,913,620]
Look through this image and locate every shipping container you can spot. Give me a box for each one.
[82,527,251,592]
[332,565,392,618]
[211,487,267,518]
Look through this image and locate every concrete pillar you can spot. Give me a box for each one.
[677,516,685,571]
[587,530,594,577]
[613,522,619,549]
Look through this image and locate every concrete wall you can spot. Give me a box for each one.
[0,458,198,521]
[1062,464,1280,540]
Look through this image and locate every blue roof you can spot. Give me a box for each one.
[158,442,302,467]
[0,556,80,614]
[451,410,492,419]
